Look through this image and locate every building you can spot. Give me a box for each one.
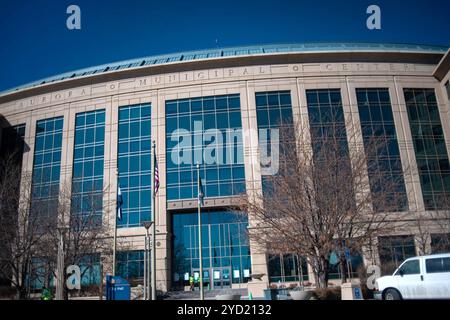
[1,43,450,297]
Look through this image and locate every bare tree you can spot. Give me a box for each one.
[0,154,54,299]
[413,195,450,256]
[239,118,409,288]
[0,150,119,299]
[36,183,116,299]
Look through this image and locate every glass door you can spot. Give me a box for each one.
[211,267,232,289]
[221,267,231,288]
[212,268,222,289]
[192,268,211,290]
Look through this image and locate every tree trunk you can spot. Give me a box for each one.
[339,255,348,283]
[316,256,330,289]
[18,287,28,300]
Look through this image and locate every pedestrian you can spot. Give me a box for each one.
[189,274,194,291]
[41,287,53,300]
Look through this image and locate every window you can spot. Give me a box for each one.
[306,89,350,159]
[396,259,420,275]
[426,257,450,273]
[426,258,442,273]
[256,91,294,194]
[116,251,145,282]
[172,210,251,288]
[31,117,64,226]
[404,89,450,210]
[306,89,355,209]
[72,110,105,226]
[328,249,364,280]
[356,89,408,212]
[29,258,55,290]
[79,254,101,285]
[268,253,308,283]
[431,234,450,254]
[165,94,245,200]
[117,104,152,228]
[379,235,416,275]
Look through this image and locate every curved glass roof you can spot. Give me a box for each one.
[2,42,448,95]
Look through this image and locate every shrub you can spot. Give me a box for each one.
[312,288,342,300]
[0,286,16,299]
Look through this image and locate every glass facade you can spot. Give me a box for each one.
[306,89,349,156]
[29,255,100,289]
[0,123,26,160]
[71,110,105,225]
[79,254,101,286]
[328,250,364,279]
[268,254,308,283]
[166,94,245,200]
[378,235,416,275]
[117,104,152,228]
[356,88,408,212]
[172,210,251,288]
[29,258,54,290]
[31,117,64,222]
[404,89,450,210]
[15,124,26,137]
[255,91,293,136]
[256,91,294,191]
[431,233,450,254]
[116,250,145,282]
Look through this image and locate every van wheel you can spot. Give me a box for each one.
[384,289,401,300]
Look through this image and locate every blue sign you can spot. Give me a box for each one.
[354,287,362,300]
[105,275,131,300]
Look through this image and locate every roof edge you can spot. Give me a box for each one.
[433,49,450,81]
[1,42,448,97]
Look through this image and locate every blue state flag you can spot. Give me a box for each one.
[198,176,204,206]
[117,183,123,221]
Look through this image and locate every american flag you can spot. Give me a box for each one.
[154,151,159,195]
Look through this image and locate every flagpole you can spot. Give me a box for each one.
[151,141,157,300]
[197,163,204,301]
[113,167,118,276]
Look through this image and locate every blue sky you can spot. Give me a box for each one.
[0,0,449,92]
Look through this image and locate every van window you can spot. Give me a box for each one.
[427,257,450,273]
[396,259,420,275]
[444,258,450,272]
[426,258,442,273]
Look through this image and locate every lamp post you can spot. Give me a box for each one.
[197,163,204,300]
[113,167,119,276]
[142,221,153,300]
[143,231,147,300]
[150,141,157,301]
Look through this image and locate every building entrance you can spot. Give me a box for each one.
[172,211,252,291]
[192,267,232,289]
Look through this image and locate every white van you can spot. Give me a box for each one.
[375,253,450,300]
